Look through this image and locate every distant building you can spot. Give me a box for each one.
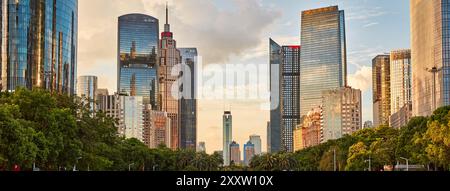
[197,142,206,153]
[243,141,255,166]
[373,55,391,126]
[229,141,241,166]
[390,104,412,129]
[266,121,272,153]
[97,93,125,135]
[223,111,233,166]
[322,87,362,143]
[363,121,373,129]
[145,106,171,148]
[122,96,145,142]
[293,126,303,152]
[294,107,321,151]
[96,88,109,109]
[249,135,262,155]
[77,76,98,112]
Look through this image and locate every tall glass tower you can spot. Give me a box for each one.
[372,55,390,127]
[223,111,232,166]
[179,48,198,150]
[117,14,159,108]
[269,39,281,153]
[77,75,98,111]
[411,0,450,116]
[0,0,78,95]
[300,6,347,117]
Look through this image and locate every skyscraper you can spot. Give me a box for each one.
[294,107,321,151]
[159,4,181,149]
[243,141,255,166]
[269,39,301,153]
[122,96,145,142]
[300,6,347,118]
[249,135,262,155]
[77,76,98,111]
[145,106,171,149]
[269,39,282,153]
[390,49,412,128]
[411,0,450,116]
[117,14,159,108]
[372,55,390,127]
[97,93,125,135]
[0,0,78,94]
[229,141,240,166]
[179,48,198,150]
[223,111,232,166]
[321,86,361,143]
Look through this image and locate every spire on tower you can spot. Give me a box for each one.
[162,2,173,38]
[166,1,168,25]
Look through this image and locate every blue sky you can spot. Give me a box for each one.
[78,0,412,153]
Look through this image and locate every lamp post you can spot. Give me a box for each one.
[129,163,135,171]
[400,157,410,171]
[153,164,159,171]
[73,157,82,171]
[365,157,372,171]
[426,66,442,111]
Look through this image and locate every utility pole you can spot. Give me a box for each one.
[333,148,337,171]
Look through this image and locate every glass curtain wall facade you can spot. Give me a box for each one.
[390,50,412,114]
[118,14,158,108]
[372,55,390,126]
[280,45,301,152]
[77,75,98,111]
[300,6,347,118]
[179,48,198,150]
[122,96,145,142]
[411,0,450,116]
[0,0,78,94]
[269,39,281,153]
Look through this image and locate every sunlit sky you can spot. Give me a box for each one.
[78,0,410,153]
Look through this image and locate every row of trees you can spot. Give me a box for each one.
[250,107,450,171]
[0,88,222,171]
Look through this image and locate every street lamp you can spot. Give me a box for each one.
[400,157,410,171]
[153,164,159,171]
[129,163,135,171]
[73,157,82,171]
[426,66,443,111]
[365,157,372,171]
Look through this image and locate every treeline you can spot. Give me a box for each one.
[250,107,450,171]
[0,88,222,171]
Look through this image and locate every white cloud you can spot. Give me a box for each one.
[346,6,387,21]
[363,22,379,28]
[348,66,372,92]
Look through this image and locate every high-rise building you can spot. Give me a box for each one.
[117,14,159,108]
[243,141,255,166]
[269,39,282,153]
[293,127,303,152]
[390,49,412,128]
[269,39,301,153]
[122,96,145,142]
[411,0,450,116]
[96,88,109,110]
[197,142,206,153]
[294,107,322,151]
[223,111,233,166]
[144,106,171,148]
[321,87,361,143]
[249,135,262,155]
[98,93,125,135]
[77,76,98,111]
[300,6,347,118]
[0,0,78,94]
[266,121,271,153]
[229,141,241,166]
[363,121,373,129]
[372,55,390,126]
[159,4,181,149]
[179,48,198,150]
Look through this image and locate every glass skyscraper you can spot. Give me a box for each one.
[223,111,232,166]
[77,75,98,111]
[179,48,198,150]
[0,0,78,94]
[117,14,158,108]
[372,55,390,127]
[269,39,281,153]
[411,0,450,116]
[389,50,412,128]
[300,6,347,118]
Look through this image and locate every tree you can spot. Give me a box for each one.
[346,142,369,171]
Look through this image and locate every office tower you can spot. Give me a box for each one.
[96,88,109,110]
[77,76,98,111]
[300,6,347,118]
[269,39,301,153]
[229,141,241,166]
[98,93,125,134]
[390,50,412,128]
[372,55,390,126]
[266,121,271,153]
[411,0,450,116]
[159,4,181,149]
[122,96,145,142]
[249,135,262,155]
[321,87,361,143]
[223,111,233,166]
[117,14,159,108]
[179,48,198,150]
[281,45,301,152]
[269,39,282,153]
[243,141,255,166]
[197,142,206,153]
[144,105,171,148]
[363,121,373,129]
[0,0,78,94]
[294,107,322,151]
